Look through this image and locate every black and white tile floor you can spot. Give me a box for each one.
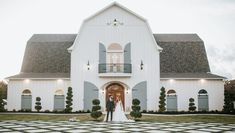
[0,120,234,133]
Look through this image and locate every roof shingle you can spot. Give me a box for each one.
[7,34,224,79]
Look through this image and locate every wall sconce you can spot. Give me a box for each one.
[140,60,144,70]
[87,61,90,70]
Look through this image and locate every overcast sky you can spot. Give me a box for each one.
[0,0,235,80]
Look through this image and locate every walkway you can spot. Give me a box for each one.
[0,120,235,133]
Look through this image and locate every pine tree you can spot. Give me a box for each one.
[65,87,73,113]
[158,87,166,112]
[35,97,42,112]
[0,91,5,112]
[188,98,196,112]
[90,99,102,120]
[223,90,233,113]
[0,81,7,99]
[130,99,142,120]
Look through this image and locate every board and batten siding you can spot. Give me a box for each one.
[160,79,224,111]
[7,79,71,111]
[70,5,161,111]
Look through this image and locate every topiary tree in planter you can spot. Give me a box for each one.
[188,98,196,112]
[130,98,142,120]
[35,97,42,112]
[158,87,166,112]
[90,99,102,120]
[65,87,73,113]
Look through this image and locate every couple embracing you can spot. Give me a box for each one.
[104,95,134,122]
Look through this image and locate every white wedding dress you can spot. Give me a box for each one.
[112,101,134,122]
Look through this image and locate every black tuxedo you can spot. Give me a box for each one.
[106,98,115,121]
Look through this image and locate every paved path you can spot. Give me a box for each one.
[0,120,235,133]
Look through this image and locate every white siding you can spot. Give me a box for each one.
[71,5,160,111]
[6,4,224,112]
[7,79,71,111]
[160,79,224,111]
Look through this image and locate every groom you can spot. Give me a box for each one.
[106,95,115,122]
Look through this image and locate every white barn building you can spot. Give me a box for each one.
[6,2,225,112]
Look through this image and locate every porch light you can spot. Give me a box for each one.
[140,60,144,70]
[87,61,90,70]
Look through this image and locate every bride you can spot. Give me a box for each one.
[112,97,134,122]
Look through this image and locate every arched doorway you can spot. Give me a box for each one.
[54,89,65,111]
[21,89,32,110]
[166,89,177,111]
[198,89,209,111]
[106,83,125,110]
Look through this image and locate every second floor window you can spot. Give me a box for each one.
[107,43,123,72]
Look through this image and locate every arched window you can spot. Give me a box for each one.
[55,89,64,95]
[198,89,208,95]
[22,89,31,95]
[167,89,176,95]
[107,43,122,51]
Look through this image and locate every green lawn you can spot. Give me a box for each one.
[140,115,235,123]
[0,114,93,121]
[0,113,234,123]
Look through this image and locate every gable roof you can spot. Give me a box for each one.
[68,2,162,52]
[7,34,225,79]
[84,2,147,23]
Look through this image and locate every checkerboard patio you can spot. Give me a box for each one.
[0,120,234,133]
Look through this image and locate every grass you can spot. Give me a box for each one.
[0,114,94,121]
[0,113,234,123]
[139,115,235,123]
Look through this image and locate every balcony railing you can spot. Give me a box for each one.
[99,63,132,73]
